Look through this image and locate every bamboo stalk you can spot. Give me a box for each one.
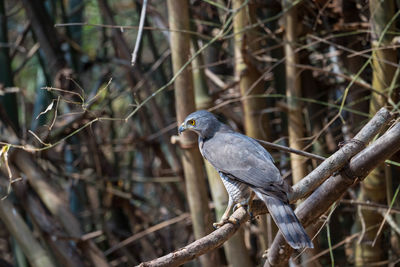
[20,0,67,79]
[282,0,307,185]
[192,37,252,267]
[0,0,19,132]
[355,1,398,265]
[167,0,220,266]
[281,3,313,262]
[12,151,110,267]
[233,0,270,140]
[25,194,86,267]
[0,198,56,267]
[233,0,273,253]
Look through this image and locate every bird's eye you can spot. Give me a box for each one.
[188,119,196,126]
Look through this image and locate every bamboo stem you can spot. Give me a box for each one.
[167,0,220,265]
[192,33,252,266]
[0,198,56,267]
[283,0,307,184]
[355,1,398,265]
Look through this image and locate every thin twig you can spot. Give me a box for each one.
[372,184,400,246]
[131,0,148,67]
[302,224,380,265]
[378,210,400,236]
[357,205,366,244]
[340,199,400,214]
[255,138,326,162]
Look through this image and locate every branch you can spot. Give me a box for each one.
[138,108,393,267]
[265,119,400,266]
[289,107,393,201]
[256,138,326,162]
[137,201,268,267]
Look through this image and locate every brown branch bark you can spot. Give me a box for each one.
[137,203,259,267]
[137,108,394,267]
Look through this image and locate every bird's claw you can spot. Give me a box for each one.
[233,203,254,220]
[213,217,239,229]
[233,203,243,212]
[246,204,255,220]
[248,210,255,221]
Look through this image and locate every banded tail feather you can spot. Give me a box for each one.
[256,192,313,249]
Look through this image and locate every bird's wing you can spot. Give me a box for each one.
[201,131,288,199]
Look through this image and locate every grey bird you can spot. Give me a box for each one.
[178,110,313,249]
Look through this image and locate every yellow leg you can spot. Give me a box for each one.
[246,191,255,217]
[233,191,255,215]
[213,196,238,228]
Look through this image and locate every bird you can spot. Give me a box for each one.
[178,110,313,249]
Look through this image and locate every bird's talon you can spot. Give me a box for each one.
[213,222,223,229]
[213,217,239,229]
[213,218,228,229]
[249,211,254,221]
[228,217,239,225]
[233,203,243,212]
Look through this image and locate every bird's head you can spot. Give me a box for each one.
[178,110,220,138]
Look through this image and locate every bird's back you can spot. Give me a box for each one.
[199,127,289,202]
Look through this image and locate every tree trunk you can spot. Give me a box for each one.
[355,0,397,265]
[167,0,220,266]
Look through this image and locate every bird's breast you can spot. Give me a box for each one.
[220,173,250,202]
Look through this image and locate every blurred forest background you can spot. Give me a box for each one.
[0,0,400,266]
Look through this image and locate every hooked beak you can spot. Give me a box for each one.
[178,123,186,135]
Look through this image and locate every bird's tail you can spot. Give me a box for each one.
[257,193,313,249]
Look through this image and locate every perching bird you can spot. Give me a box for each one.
[178,110,313,249]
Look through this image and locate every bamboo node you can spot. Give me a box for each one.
[340,165,359,183]
[338,139,366,149]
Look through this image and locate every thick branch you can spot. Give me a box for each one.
[138,200,272,267]
[266,120,400,266]
[289,107,392,201]
[138,108,393,267]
